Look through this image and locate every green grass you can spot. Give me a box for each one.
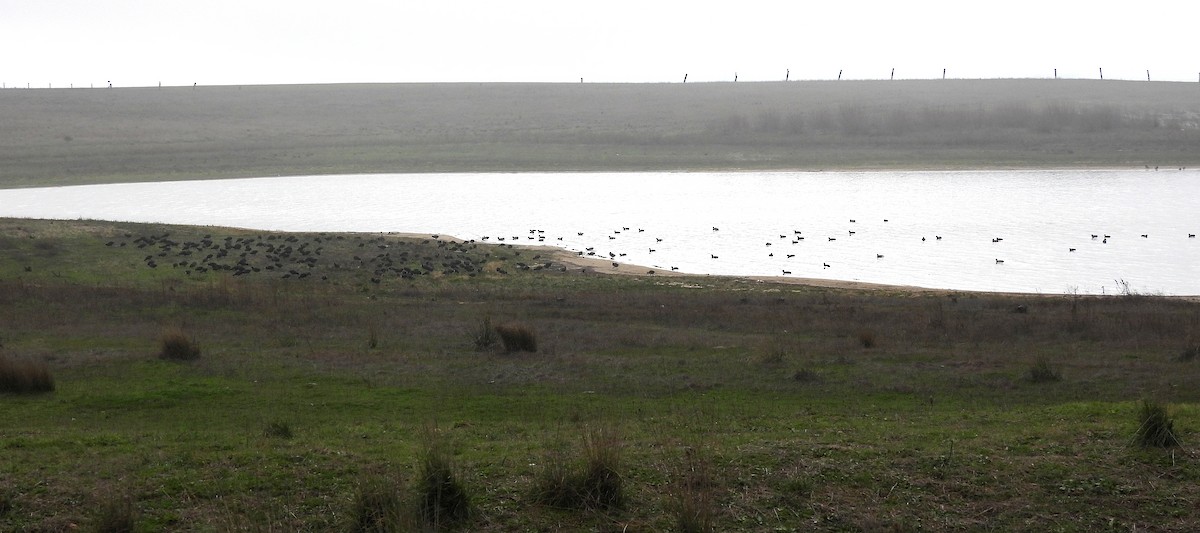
[1,218,1199,530]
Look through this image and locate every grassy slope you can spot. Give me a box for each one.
[2,218,1199,531]
[3,79,1200,188]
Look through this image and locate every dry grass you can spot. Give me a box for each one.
[157,328,200,360]
[495,323,537,353]
[670,448,715,533]
[0,354,54,393]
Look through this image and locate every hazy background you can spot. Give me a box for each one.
[3,0,1197,88]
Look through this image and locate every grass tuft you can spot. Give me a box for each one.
[472,316,498,351]
[1177,344,1200,362]
[90,493,136,533]
[0,354,54,394]
[158,328,200,360]
[1026,357,1062,383]
[533,426,624,510]
[670,447,715,533]
[495,322,537,353]
[858,329,877,349]
[416,427,471,527]
[1134,399,1181,448]
[264,420,293,439]
[348,474,405,533]
[792,367,822,383]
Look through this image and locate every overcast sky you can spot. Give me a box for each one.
[4,0,1197,88]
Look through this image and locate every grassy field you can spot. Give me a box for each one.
[3,79,1200,188]
[2,217,1200,531]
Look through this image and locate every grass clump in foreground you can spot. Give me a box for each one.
[670,447,715,533]
[157,328,200,360]
[495,322,537,353]
[533,426,624,511]
[1134,399,1181,448]
[0,354,54,393]
[90,492,136,533]
[349,473,406,533]
[417,427,471,527]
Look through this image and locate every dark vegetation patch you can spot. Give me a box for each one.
[0,354,54,393]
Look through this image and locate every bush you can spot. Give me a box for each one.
[472,316,498,351]
[348,475,404,533]
[0,354,55,393]
[1134,399,1181,448]
[857,330,877,349]
[495,323,537,353]
[532,426,624,510]
[1026,357,1062,383]
[158,328,200,360]
[417,429,471,526]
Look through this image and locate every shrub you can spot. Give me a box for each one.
[495,323,537,353]
[857,330,877,349]
[1134,399,1181,448]
[158,328,200,360]
[90,493,135,533]
[532,426,624,511]
[1026,357,1062,383]
[417,429,471,526]
[348,475,404,533]
[0,355,55,393]
[472,316,498,351]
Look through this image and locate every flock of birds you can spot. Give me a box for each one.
[104,231,565,283]
[90,221,1197,284]
[476,220,1198,278]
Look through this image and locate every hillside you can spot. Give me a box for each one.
[2,79,1199,187]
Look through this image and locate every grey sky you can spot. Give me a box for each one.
[3,0,1196,87]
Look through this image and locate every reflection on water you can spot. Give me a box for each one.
[1,170,1197,295]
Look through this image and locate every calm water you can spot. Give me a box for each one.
[1,170,1197,295]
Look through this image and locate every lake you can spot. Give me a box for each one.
[1,170,1197,295]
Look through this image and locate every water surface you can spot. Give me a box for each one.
[1,170,1196,295]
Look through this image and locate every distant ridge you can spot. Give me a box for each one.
[2,79,1198,188]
